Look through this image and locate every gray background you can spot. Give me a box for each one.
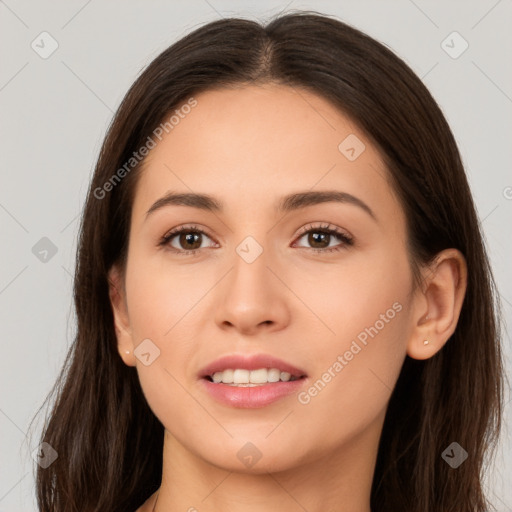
[1,1,511,510]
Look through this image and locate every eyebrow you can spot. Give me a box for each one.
[145,190,377,221]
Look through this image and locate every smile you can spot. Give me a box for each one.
[207,368,303,386]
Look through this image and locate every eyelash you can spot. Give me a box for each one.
[158,222,354,256]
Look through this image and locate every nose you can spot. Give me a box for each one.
[214,242,291,336]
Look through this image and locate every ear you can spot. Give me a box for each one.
[407,248,468,360]
[108,264,136,367]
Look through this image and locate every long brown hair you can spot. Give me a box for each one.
[30,11,505,511]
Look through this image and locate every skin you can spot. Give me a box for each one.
[108,84,467,512]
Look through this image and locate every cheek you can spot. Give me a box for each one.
[289,300,409,461]
[290,252,411,440]
[292,242,411,359]
[124,250,207,341]
[122,257,204,422]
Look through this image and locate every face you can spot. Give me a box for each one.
[110,84,417,473]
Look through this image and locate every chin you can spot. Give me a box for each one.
[193,436,309,475]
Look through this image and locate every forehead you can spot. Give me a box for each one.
[132,84,398,222]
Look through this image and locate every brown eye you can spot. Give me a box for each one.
[294,224,353,253]
[306,231,332,249]
[176,231,203,250]
[160,225,216,254]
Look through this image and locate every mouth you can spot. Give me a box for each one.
[198,353,308,389]
[199,358,308,408]
[203,368,307,387]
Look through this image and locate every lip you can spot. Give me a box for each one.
[198,353,308,409]
[200,377,307,408]
[198,353,307,379]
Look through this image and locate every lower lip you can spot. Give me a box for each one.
[200,377,307,408]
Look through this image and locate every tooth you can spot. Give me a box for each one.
[221,369,234,383]
[233,369,250,384]
[267,368,280,382]
[210,368,300,384]
[249,368,268,383]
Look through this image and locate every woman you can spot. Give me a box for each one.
[32,11,505,512]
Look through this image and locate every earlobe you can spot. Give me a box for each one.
[407,249,468,360]
[107,265,137,367]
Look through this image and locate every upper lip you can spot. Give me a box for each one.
[199,353,307,379]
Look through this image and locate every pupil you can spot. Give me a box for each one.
[181,232,201,250]
[309,232,328,248]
